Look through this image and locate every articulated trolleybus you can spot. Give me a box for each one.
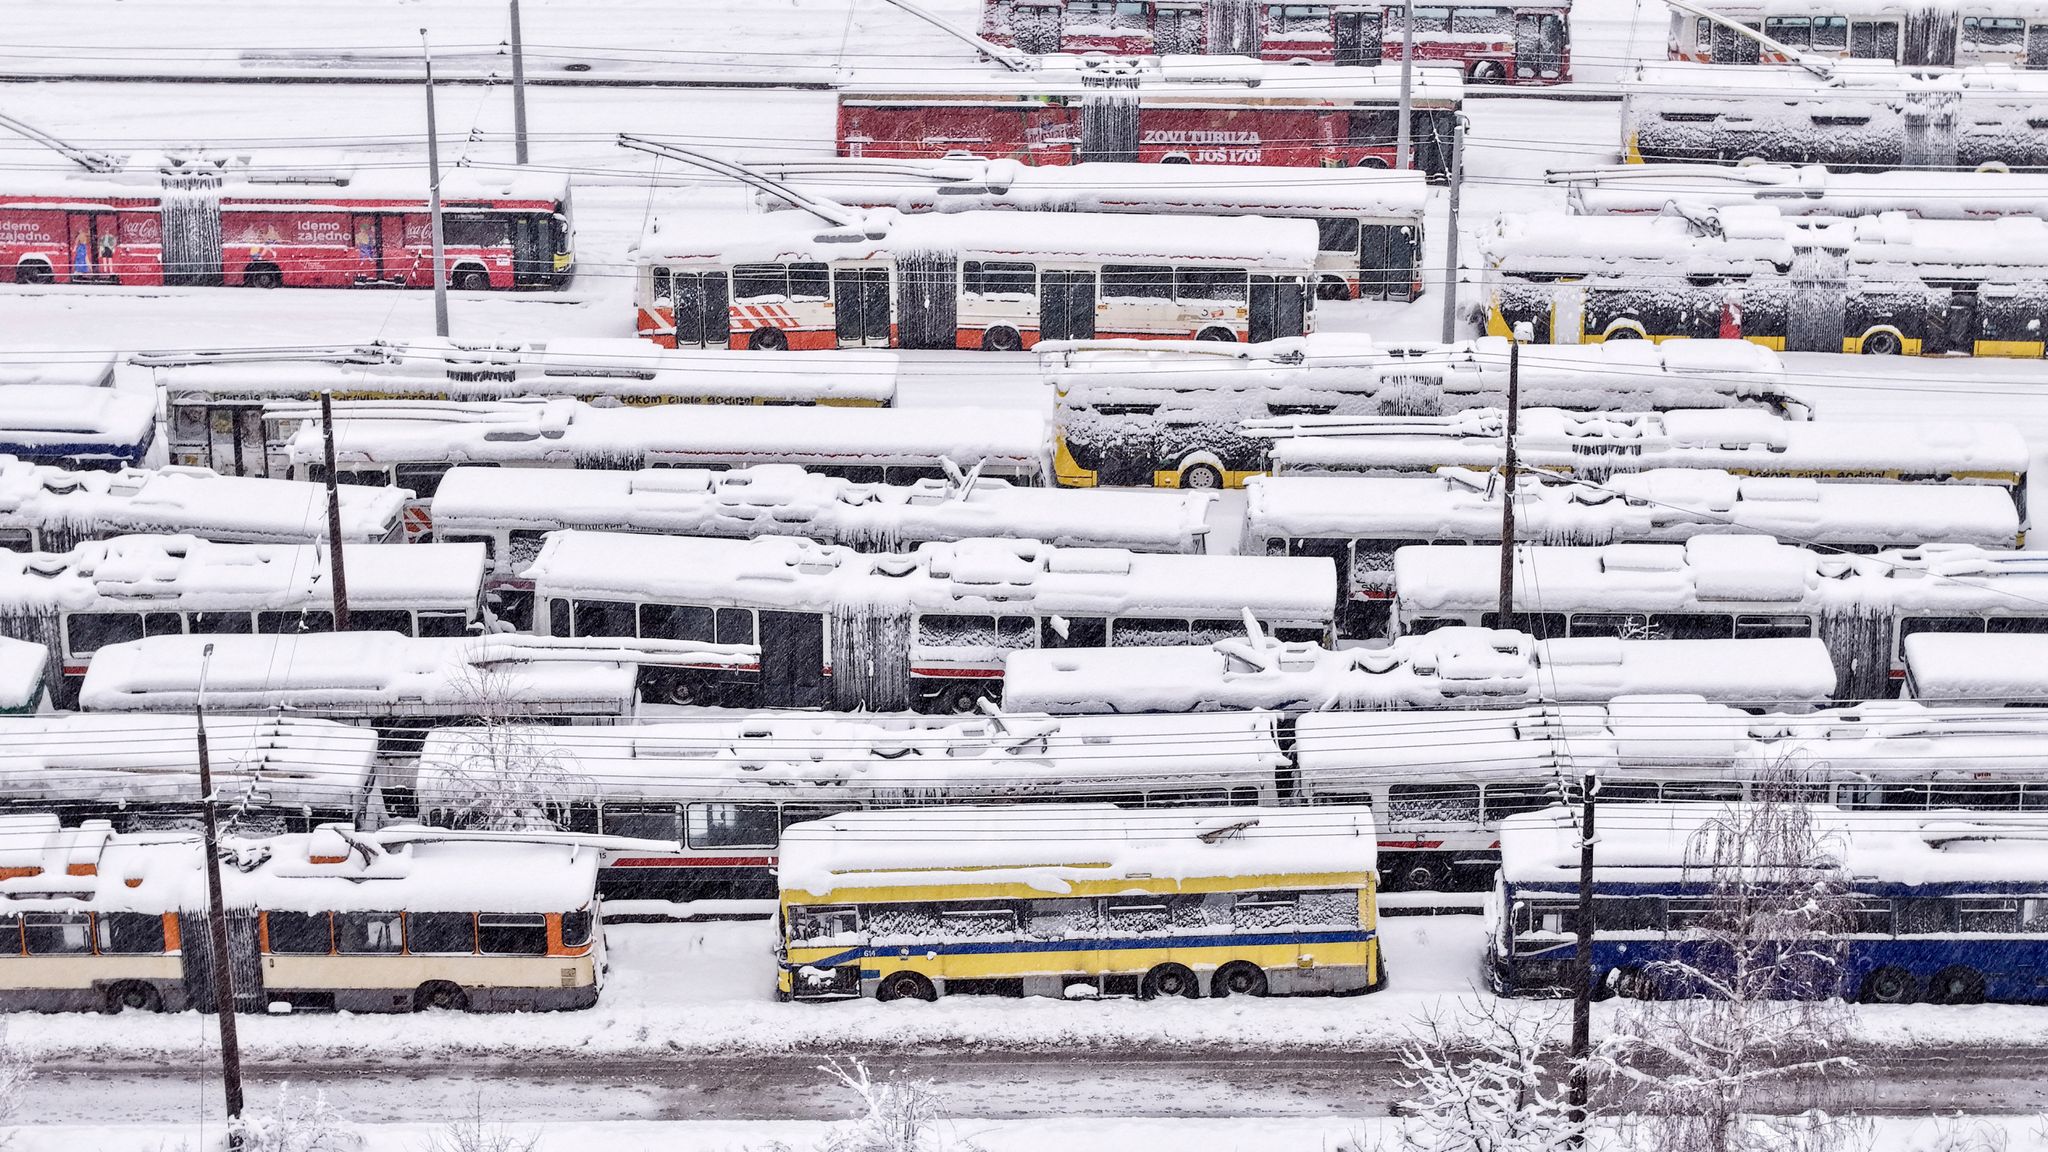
[1667,0,2047,67]
[778,803,1382,1003]
[635,209,1316,351]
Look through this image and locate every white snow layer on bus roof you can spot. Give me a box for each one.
[1485,208,2048,270]
[431,465,1211,554]
[0,386,155,445]
[0,714,376,809]
[76,632,639,714]
[0,458,407,543]
[763,160,1432,217]
[0,536,484,613]
[0,636,45,709]
[522,532,1335,620]
[1902,632,2048,702]
[413,711,1290,805]
[1497,803,2048,886]
[1242,469,2020,549]
[776,803,1377,896]
[1394,536,2048,616]
[838,57,1463,100]
[291,400,1048,471]
[0,350,114,389]
[0,166,569,205]
[637,208,1321,266]
[1626,60,2048,97]
[0,818,598,914]
[1000,628,1836,713]
[1262,408,2028,473]
[1564,164,2048,220]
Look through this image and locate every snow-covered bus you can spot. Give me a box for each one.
[1392,535,2048,699]
[1621,64,2048,171]
[0,457,407,552]
[0,818,606,1014]
[1666,0,2046,67]
[143,339,897,480]
[0,386,157,471]
[525,531,1335,713]
[1245,468,2024,633]
[633,209,1317,351]
[1049,336,1806,490]
[756,158,1429,301]
[1559,163,2048,220]
[838,57,1463,174]
[0,535,489,706]
[1900,631,2048,704]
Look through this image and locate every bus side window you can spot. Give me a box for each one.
[265,911,333,954]
[1388,783,1480,824]
[1854,900,1894,936]
[1895,898,1954,935]
[641,603,713,642]
[394,464,450,499]
[572,598,639,638]
[23,912,90,955]
[415,612,471,638]
[406,912,477,955]
[96,912,166,955]
[732,263,789,301]
[1733,614,1809,640]
[439,533,497,562]
[337,912,404,954]
[1315,217,1361,255]
[346,609,413,634]
[788,263,831,300]
[688,802,778,848]
[65,612,145,656]
[547,599,570,637]
[1481,611,1566,639]
[478,914,550,956]
[0,529,31,552]
[1101,265,1172,300]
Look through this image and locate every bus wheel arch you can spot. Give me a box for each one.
[1610,966,1657,1001]
[13,259,52,286]
[1927,965,1986,1005]
[1175,454,1226,490]
[1160,153,1194,165]
[1196,326,1238,343]
[1600,321,1646,341]
[1858,966,1917,1004]
[243,263,283,289]
[1315,275,1352,302]
[1210,961,1268,998]
[103,981,163,1014]
[1357,157,1389,170]
[1859,327,1904,356]
[414,980,470,1012]
[930,681,991,715]
[876,971,938,1003]
[1469,59,1506,82]
[1387,853,1454,892]
[748,327,790,352]
[981,325,1023,352]
[451,265,492,292]
[1142,963,1199,1000]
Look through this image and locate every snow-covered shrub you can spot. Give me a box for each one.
[0,1023,31,1144]
[221,1085,358,1152]
[420,1092,540,1152]
[1393,998,1577,1152]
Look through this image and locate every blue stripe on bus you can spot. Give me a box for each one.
[786,928,1376,971]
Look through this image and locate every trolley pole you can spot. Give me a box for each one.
[1439,114,1466,343]
[422,29,451,338]
[1395,0,1415,171]
[319,391,352,632]
[509,0,530,166]
[1495,331,1521,621]
[1568,760,1597,1144]
[194,642,247,1141]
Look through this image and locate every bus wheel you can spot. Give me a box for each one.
[935,683,986,714]
[1858,967,1917,1005]
[1927,966,1986,1005]
[1394,856,1454,893]
[104,982,162,1014]
[244,265,283,289]
[13,261,52,286]
[1860,330,1903,356]
[414,981,470,1012]
[1210,962,1268,998]
[1196,327,1237,342]
[1178,463,1223,490]
[1142,963,1199,1000]
[1470,60,1505,82]
[748,328,790,352]
[876,971,937,1003]
[981,326,1023,352]
[453,268,491,292]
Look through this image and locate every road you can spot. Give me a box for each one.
[23,1047,2048,1124]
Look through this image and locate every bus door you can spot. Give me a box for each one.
[758,610,828,709]
[1514,12,1566,79]
[351,214,386,282]
[1154,2,1205,54]
[2030,22,2048,67]
[671,271,732,349]
[1249,275,1307,342]
[206,405,268,477]
[834,266,892,347]
[1041,270,1097,340]
[1012,0,1064,54]
[511,214,550,287]
[1929,284,1979,355]
[1360,223,1418,301]
[1333,9,1382,65]
[66,212,120,281]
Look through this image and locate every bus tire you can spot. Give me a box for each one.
[1178,462,1223,490]
[1196,326,1237,343]
[244,265,283,289]
[414,981,470,1012]
[1860,329,1903,356]
[1316,276,1352,301]
[748,328,790,352]
[1391,855,1454,893]
[104,981,163,1014]
[1210,962,1268,998]
[1859,967,1917,1005]
[453,267,491,292]
[876,971,937,1003]
[1470,60,1505,82]
[1927,966,1986,1005]
[981,326,1023,352]
[1142,963,1199,1000]
[13,260,52,286]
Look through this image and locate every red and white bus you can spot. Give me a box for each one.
[0,169,572,290]
[979,0,1569,81]
[837,58,1465,177]
[633,208,1319,351]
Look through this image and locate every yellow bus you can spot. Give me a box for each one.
[777,803,1382,1003]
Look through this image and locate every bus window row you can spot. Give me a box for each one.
[63,606,473,656]
[787,889,1362,944]
[262,909,591,957]
[0,911,167,956]
[1514,894,2048,941]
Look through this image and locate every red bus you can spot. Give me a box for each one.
[0,169,572,290]
[837,58,1465,177]
[978,0,1569,82]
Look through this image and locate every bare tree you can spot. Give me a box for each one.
[419,1091,540,1152]
[424,653,589,831]
[225,1084,359,1152]
[751,1058,979,1152]
[0,1023,32,1147]
[1598,761,1860,1152]
[1394,998,1577,1152]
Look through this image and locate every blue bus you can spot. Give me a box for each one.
[0,386,156,470]
[1488,804,2048,1006]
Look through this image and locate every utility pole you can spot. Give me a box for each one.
[319,391,352,631]
[509,0,530,166]
[422,28,451,338]
[1438,114,1466,343]
[1568,758,1597,1143]
[1395,0,1415,171]
[194,642,246,1141]
[1495,331,1521,622]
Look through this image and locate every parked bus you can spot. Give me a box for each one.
[1621,64,2048,171]
[0,387,157,471]
[1245,468,2024,633]
[526,531,1335,713]
[1667,0,2046,67]
[0,535,489,706]
[1392,535,2048,698]
[975,0,1569,80]
[0,817,605,1013]
[1558,163,2048,220]
[1901,631,2048,704]
[755,158,1429,301]
[141,338,896,480]
[0,457,406,552]
[838,57,1464,176]
[1049,336,1806,490]
[0,638,45,714]
[633,209,1317,351]
[1,168,571,290]
[778,803,1382,1002]
[1490,803,2048,1004]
